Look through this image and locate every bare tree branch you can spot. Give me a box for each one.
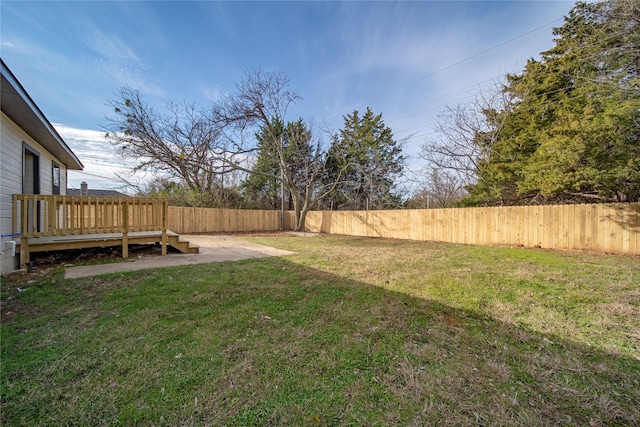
[104,70,347,230]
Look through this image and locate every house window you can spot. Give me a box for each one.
[52,162,60,195]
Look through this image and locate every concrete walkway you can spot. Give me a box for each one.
[64,235,294,279]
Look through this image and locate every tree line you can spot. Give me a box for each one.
[104,0,639,230]
[104,71,406,231]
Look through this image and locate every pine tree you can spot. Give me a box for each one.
[325,108,405,210]
[242,119,286,209]
[242,118,316,210]
[467,0,640,205]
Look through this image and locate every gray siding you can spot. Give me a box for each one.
[1,112,68,274]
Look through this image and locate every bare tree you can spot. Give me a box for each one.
[212,70,346,230]
[104,87,231,198]
[406,168,467,209]
[419,80,511,188]
[105,70,346,230]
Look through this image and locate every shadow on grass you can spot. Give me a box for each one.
[1,257,639,426]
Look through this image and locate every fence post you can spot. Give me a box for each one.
[121,199,128,258]
[161,199,167,256]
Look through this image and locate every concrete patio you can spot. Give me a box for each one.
[64,234,294,279]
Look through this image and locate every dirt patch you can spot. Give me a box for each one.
[6,244,178,279]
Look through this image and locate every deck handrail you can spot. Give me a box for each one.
[13,194,169,268]
[12,194,169,239]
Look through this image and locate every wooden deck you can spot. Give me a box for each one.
[13,194,198,269]
[23,231,199,255]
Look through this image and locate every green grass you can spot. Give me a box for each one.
[2,235,639,426]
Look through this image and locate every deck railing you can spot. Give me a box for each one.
[13,195,168,238]
[13,195,169,267]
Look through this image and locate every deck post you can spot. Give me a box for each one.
[19,237,29,270]
[12,195,18,236]
[19,196,30,269]
[21,195,29,237]
[122,199,129,258]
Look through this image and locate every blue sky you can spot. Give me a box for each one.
[1,0,574,191]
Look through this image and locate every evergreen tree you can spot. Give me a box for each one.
[325,108,405,210]
[242,118,316,210]
[242,119,286,209]
[466,0,640,204]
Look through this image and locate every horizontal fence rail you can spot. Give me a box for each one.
[166,203,639,255]
[13,195,168,238]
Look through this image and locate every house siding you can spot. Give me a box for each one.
[1,112,68,274]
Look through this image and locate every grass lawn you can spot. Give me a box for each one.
[2,235,639,426]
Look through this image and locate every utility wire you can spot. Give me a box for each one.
[385,27,638,140]
[385,28,635,130]
[319,17,568,127]
[409,17,565,84]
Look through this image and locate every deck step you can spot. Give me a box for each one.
[167,235,199,254]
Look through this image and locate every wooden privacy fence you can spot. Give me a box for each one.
[168,206,286,233]
[166,203,639,254]
[302,203,640,254]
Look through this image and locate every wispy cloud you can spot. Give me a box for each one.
[54,124,152,191]
[200,84,224,102]
[83,26,143,67]
[54,124,113,163]
[78,22,165,98]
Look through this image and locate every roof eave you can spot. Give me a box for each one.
[1,59,84,171]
